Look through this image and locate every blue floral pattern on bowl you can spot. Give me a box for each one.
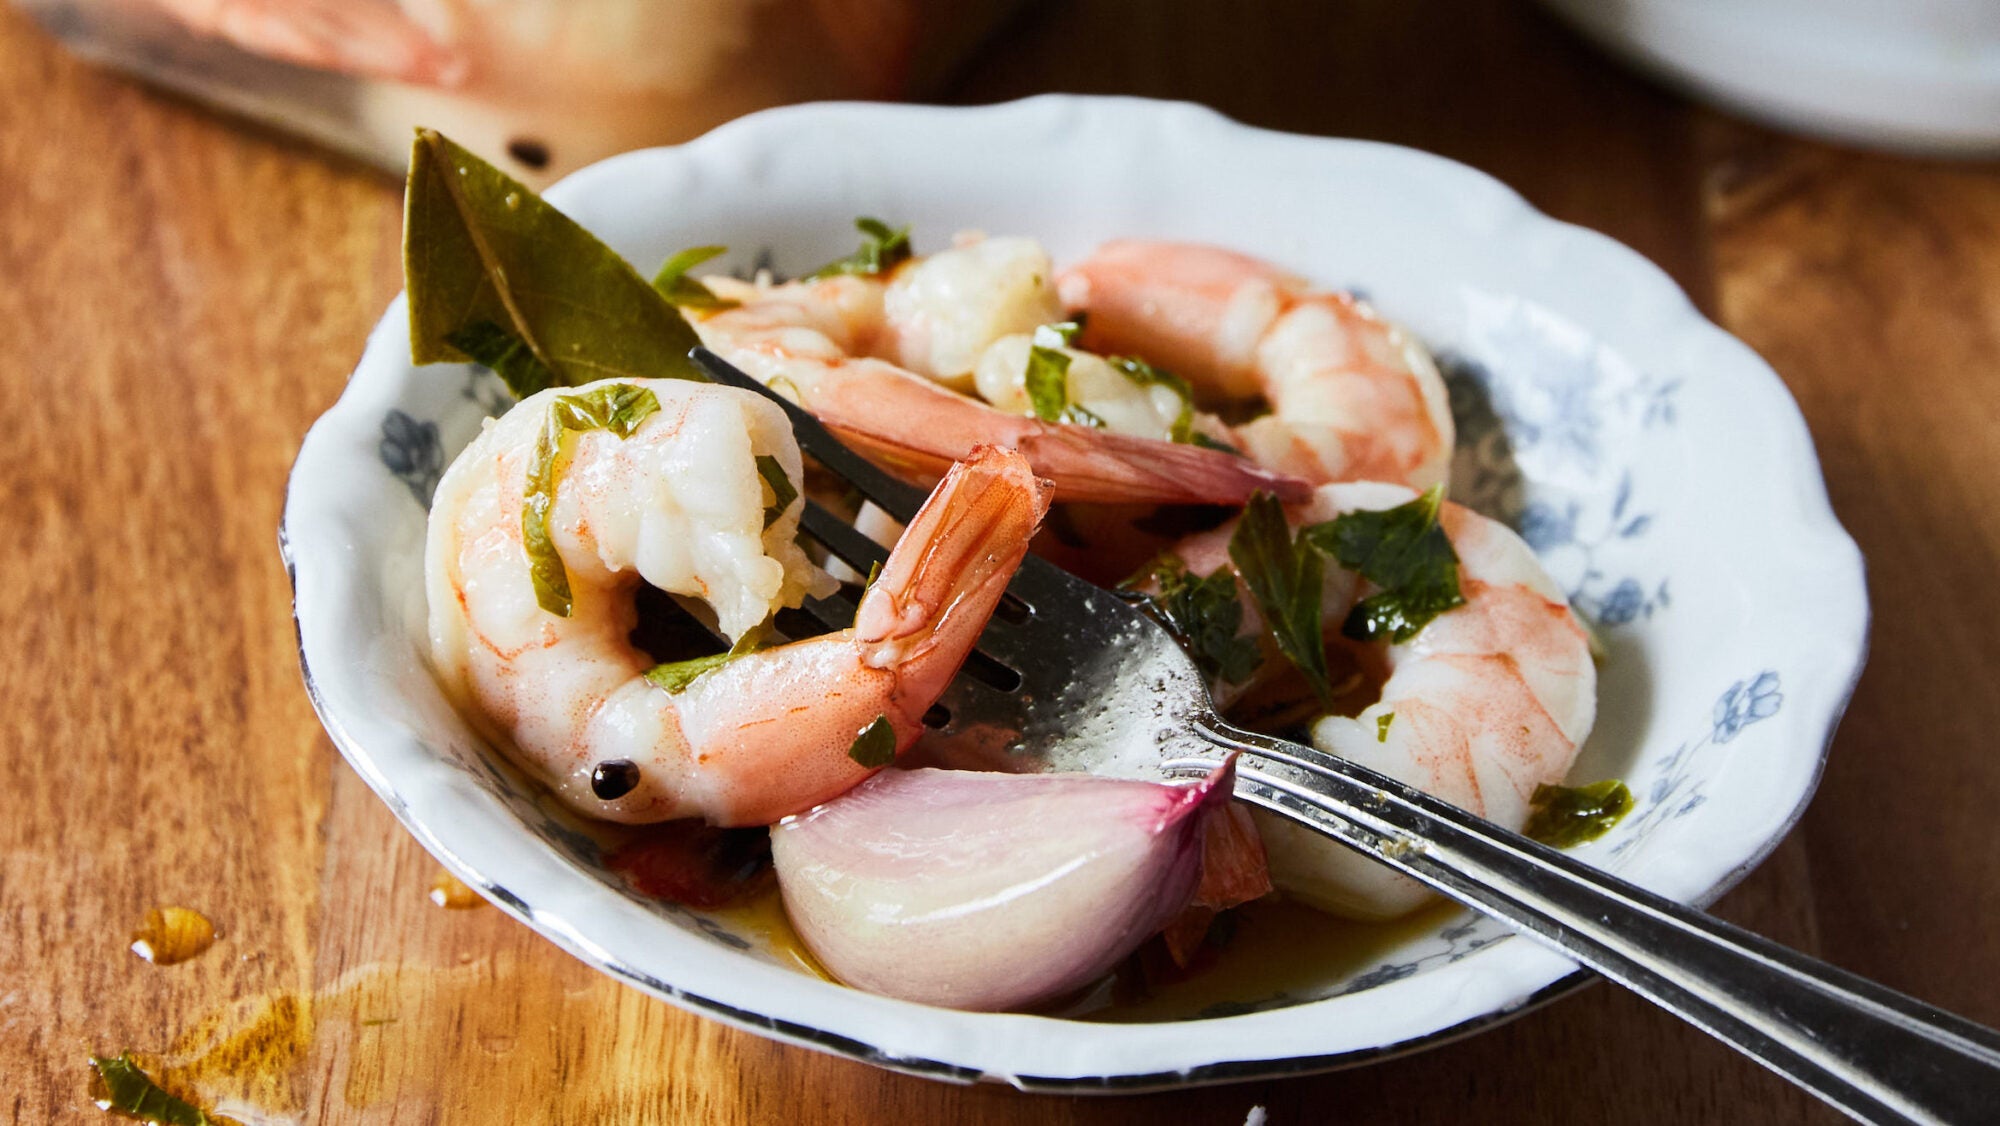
[1441,296,1681,629]
[378,409,443,506]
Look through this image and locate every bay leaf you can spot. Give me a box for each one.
[403,129,703,393]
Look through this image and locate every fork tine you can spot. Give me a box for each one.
[692,347,927,523]
[692,345,1093,670]
[799,499,888,576]
[798,588,857,633]
[696,344,1053,629]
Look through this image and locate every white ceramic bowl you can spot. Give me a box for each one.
[281,96,1868,1089]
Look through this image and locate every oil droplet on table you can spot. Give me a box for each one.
[135,953,661,1118]
[428,870,486,910]
[129,907,217,966]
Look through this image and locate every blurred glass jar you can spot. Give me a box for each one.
[19,0,1024,184]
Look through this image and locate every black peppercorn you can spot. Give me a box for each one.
[591,759,641,800]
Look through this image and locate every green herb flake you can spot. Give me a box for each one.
[651,244,740,311]
[1107,355,1197,444]
[1190,431,1245,456]
[522,384,663,616]
[1033,320,1085,349]
[755,455,798,528]
[847,714,898,767]
[1303,484,1467,644]
[89,1052,235,1126]
[1145,559,1262,686]
[443,320,558,398]
[1523,780,1634,848]
[1024,344,1072,422]
[1022,330,1111,428]
[863,559,882,590]
[644,625,767,694]
[808,217,913,279]
[1064,403,1108,429]
[1228,492,1333,706]
[404,129,703,396]
[1376,712,1395,742]
[644,651,736,694]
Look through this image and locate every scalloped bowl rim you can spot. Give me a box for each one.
[281,95,1867,1090]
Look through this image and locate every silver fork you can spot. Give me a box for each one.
[693,347,2000,1124]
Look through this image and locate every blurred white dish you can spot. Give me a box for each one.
[282,95,1867,1088]
[1542,0,2000,154]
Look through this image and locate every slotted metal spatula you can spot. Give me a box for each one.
[694,346,2000,1125]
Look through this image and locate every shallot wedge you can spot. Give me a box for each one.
[771,760,1251,1011]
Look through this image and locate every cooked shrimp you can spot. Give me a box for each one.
[1057,241,1455,490]
[148,0,469,84]
[694,240,1311,507]
[426,378,1049,827]
[881,234,1064,391]
[1153,482,1595,919]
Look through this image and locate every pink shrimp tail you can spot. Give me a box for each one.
[807,362,1311,505]
[692,447,1046,828]
[855,444,1052,710]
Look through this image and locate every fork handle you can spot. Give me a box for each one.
[1186,720,2000,1125]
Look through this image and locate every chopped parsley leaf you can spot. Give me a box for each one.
[1106,355,1197,444]
[644,624,767,694]
[1033,320,1085,348]
[1190,431,1245,456]
[1523,780,1634,848]
[1024,343,1071,422]
[1303,484,1466,644]
[1228,492,1334,706]
[808,218,912,279]
[651,244,740,311]
[523,384,662,616]
[644,651,738,694]
[1064,403,1108,428]
[847,714,898,767]
[1143,558,1262,686]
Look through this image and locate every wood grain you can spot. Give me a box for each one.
[3,0,1994,1121]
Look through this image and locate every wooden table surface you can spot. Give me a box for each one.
[7,1,1999,1122]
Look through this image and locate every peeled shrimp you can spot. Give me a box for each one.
[694,238,1310,507]
[426,378,1049,827]
[1057,241,1455,490]
[1158,482,1595,919]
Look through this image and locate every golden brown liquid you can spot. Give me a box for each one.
[1065,898,1467,1022]
[711,889,836,982]
[100,891,1457,1124]
[426,870,487,910]
[128,906,218,967]
[719,884,1464,1022]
